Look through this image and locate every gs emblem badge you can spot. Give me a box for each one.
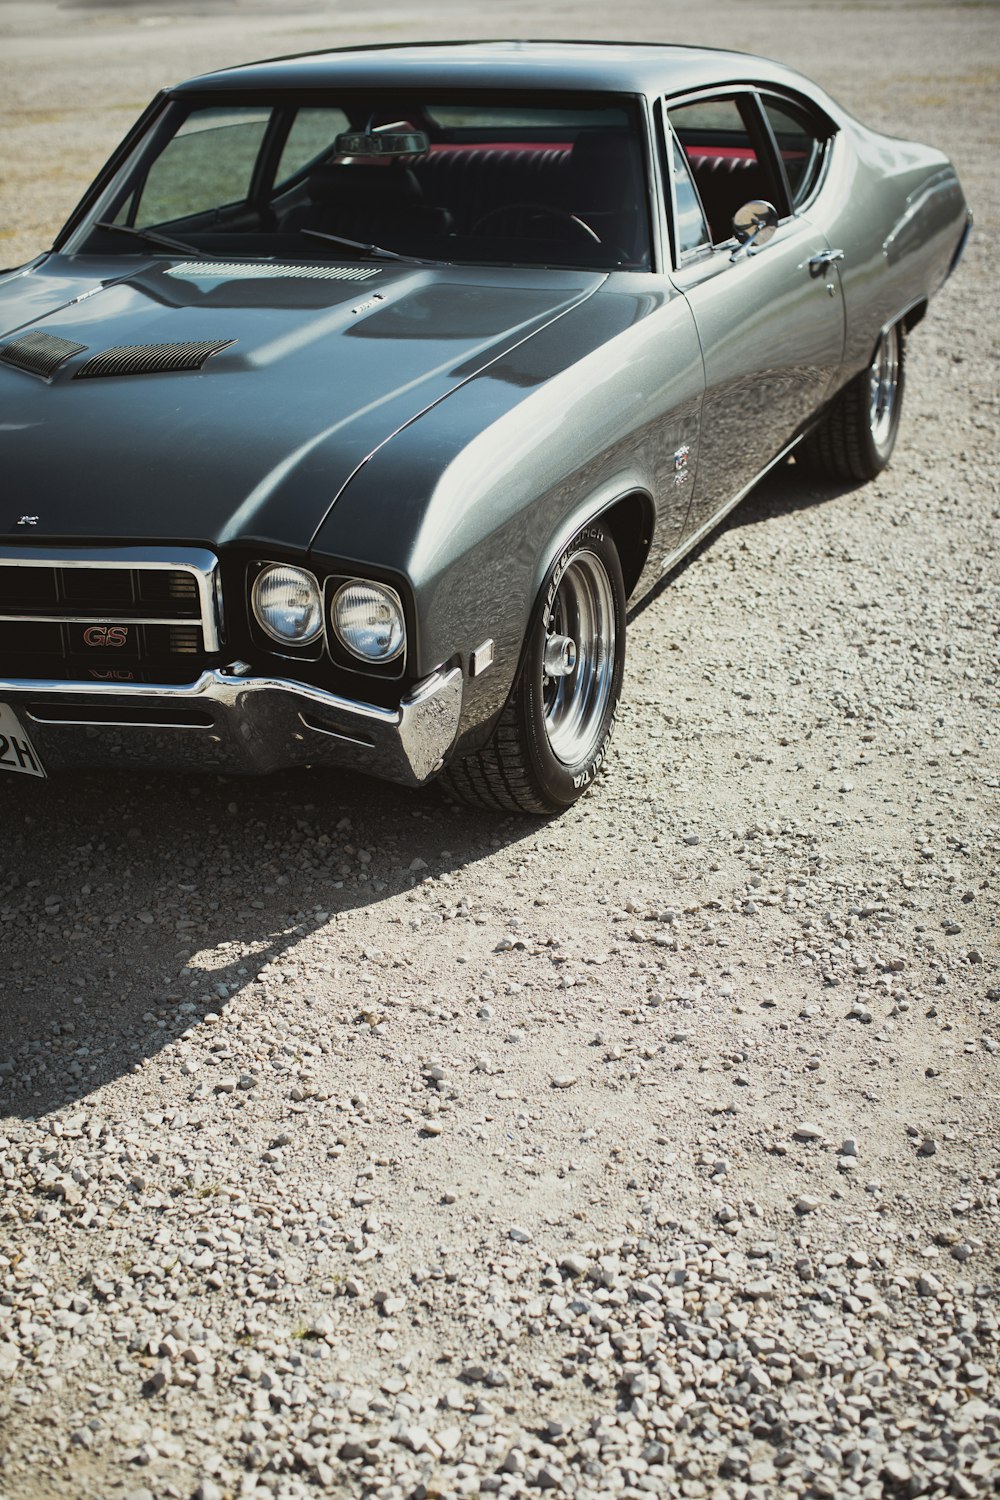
[83,625,129,648]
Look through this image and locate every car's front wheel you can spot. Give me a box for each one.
[801,321,906,483]
[446,525,626,815]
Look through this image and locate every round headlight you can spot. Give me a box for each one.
[251,564,323,646]
[331,580,405,663]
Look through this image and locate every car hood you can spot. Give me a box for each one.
[0,254,604,549]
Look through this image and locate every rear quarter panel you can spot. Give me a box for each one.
[807,119,969,373]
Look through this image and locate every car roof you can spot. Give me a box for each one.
[173,38,837,113]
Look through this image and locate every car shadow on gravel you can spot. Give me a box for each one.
[725,457,860,530]
[0,765,537,1120]
[1,460,858,1122]
[628,456,857,622]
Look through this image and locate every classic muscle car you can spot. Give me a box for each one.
[0,41,970,811]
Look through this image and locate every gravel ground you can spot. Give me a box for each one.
[1,3,998,1499]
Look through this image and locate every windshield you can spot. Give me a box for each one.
[68,93,652,271]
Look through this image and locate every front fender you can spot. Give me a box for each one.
[309,277,703,740]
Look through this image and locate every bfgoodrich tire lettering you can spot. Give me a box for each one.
[446,526,626,815]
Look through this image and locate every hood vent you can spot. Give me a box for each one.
[167,262,381,282]
[0,331,88,379]
[75,338,236,379]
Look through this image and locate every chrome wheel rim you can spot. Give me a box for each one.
[542,550,616,766]
[869,324,900,449]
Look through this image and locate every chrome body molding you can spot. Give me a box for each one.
[1,664,464,783]
[0,544,223,652]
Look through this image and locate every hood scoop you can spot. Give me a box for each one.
[75,337,237,379]
[0,331,88,379]
[166,262,381,283]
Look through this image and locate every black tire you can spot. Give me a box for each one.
[800,322,905,483]
[445,525,626,815]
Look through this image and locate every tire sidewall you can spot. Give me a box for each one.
[866,325,906,471]
[516,525,626,809]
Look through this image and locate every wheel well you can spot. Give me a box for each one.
[602,491,654,597]
[903,300,927,333]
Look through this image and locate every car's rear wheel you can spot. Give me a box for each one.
[445,526,626,815]
[800,322,905,483]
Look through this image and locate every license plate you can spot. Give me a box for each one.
[0,703,46,779]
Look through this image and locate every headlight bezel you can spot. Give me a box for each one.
[329,578,407,667]
[250,561,324,651]
[246,560,411,679]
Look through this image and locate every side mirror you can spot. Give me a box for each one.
[730,199,779,261]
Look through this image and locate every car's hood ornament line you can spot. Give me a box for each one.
[0,331,88,380]
[74,338,237,378]
[166,261,381,283]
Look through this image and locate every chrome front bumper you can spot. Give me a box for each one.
[0,665,464,783]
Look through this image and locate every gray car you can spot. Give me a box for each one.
[0,41,970,811]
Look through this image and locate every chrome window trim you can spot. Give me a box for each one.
[0,545,222,652]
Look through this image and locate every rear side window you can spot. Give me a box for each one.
[760,96,829,207]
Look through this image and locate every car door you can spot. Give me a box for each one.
[663,90,845,541]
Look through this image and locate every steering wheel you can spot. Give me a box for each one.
[471,203,602,245]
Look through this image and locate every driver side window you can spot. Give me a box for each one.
[668,96,781,246]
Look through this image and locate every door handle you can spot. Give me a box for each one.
[809,248,845,274]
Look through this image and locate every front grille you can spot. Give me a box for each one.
[0,552,219,683]
[75,339,236,378]
[0,565,201,617]
[0,331,88,379]
[167,625,201,654]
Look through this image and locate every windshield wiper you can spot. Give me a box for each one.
[94,221,214,258]
[300,228,442,266]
